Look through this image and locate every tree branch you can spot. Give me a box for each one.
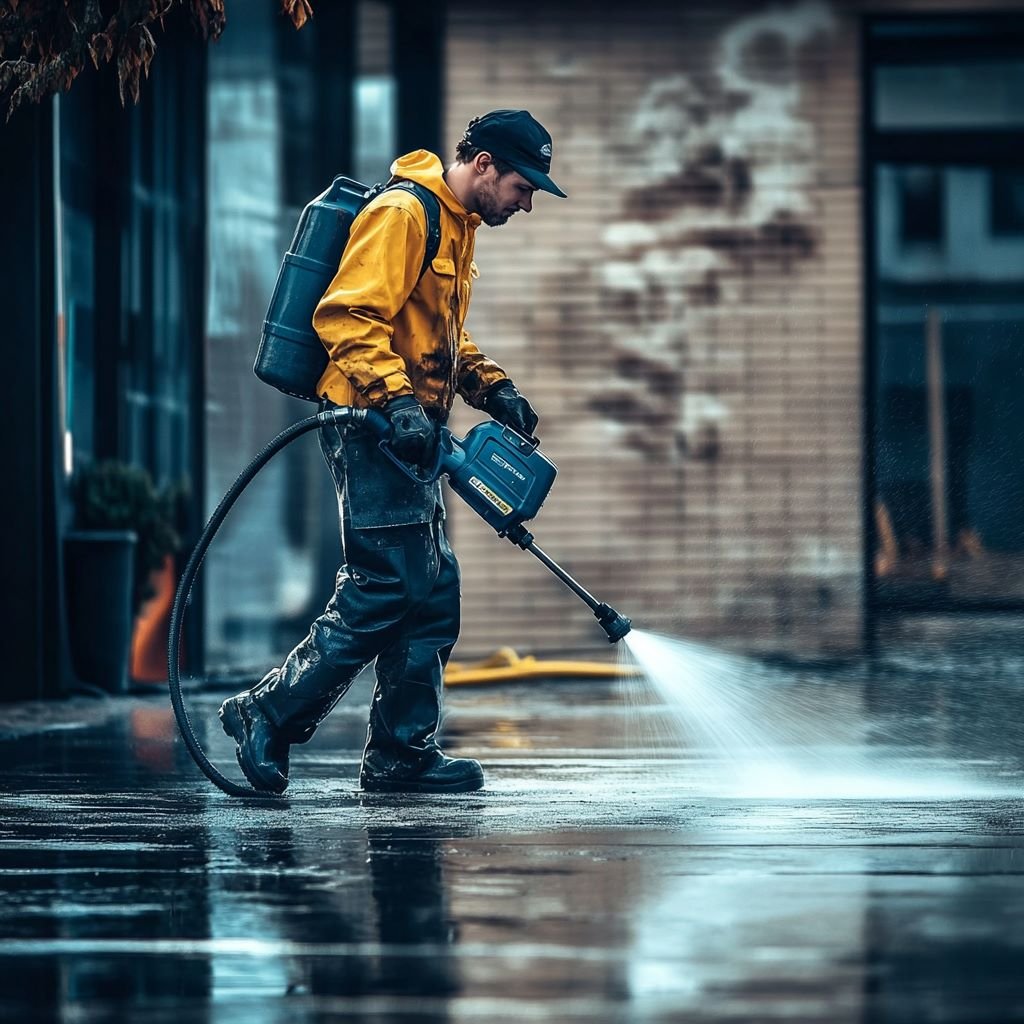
[0,0,309,121]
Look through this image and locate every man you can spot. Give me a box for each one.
[219,109,566,795]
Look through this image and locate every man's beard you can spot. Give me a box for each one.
[482,209,513,227]
[478,180,517,227]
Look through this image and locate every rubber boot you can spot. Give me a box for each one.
[359,528,483,794]
[359,669,484,793]
[219,670,290,794]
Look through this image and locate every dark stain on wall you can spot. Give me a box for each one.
[579,3,836,458]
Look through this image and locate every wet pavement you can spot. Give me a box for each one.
[2,651,1024,1023]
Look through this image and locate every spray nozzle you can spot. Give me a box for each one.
[595,603,632,644]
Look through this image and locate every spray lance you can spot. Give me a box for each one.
[167,172,631,797]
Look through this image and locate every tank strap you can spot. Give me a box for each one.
[366,179,442,284]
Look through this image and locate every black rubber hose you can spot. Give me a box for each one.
[168,407,371,797]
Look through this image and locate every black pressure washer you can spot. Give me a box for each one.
[168,174,631,798]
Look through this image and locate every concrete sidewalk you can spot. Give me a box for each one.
[1,658,1022,1022]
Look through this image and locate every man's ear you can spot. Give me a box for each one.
[473,151,495,177]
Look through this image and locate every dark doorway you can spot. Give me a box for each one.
[865,14,1024,610]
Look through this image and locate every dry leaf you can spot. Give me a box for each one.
[189,0,226,41]
[281,0,312,31]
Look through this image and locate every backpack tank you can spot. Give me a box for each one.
[254,176,371,402]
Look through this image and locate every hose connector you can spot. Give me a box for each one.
[594,602,632,644]
[317,406,358,426]
[317,406,391,439]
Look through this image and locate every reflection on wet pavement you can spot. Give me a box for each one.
[1,659,1023,1022]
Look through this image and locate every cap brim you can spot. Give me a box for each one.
[513,163,567,198]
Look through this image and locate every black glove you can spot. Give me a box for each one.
[482,380,539,438]
[384,396,436,467]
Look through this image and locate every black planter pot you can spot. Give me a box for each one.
[64,530,137,694]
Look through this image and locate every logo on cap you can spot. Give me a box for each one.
[540,143,552,158]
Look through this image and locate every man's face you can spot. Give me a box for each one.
[474,162,537,226]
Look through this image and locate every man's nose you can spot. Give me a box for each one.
[519,194,533,213]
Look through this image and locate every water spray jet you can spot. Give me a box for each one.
[619,629,1010,800]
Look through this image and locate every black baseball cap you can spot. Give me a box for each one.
[463,109,567,198]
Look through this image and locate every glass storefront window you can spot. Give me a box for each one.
[204,0,391,675]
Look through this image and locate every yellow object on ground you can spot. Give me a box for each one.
[444,647,640,686]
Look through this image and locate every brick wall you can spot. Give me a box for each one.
[445,0,865,658]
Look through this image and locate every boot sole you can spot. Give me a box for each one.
[219,701,288,795]
[360,773,485,794]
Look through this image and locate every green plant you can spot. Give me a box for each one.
[72,460,186,616]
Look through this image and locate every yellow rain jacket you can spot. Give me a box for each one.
[313,150,509,414]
